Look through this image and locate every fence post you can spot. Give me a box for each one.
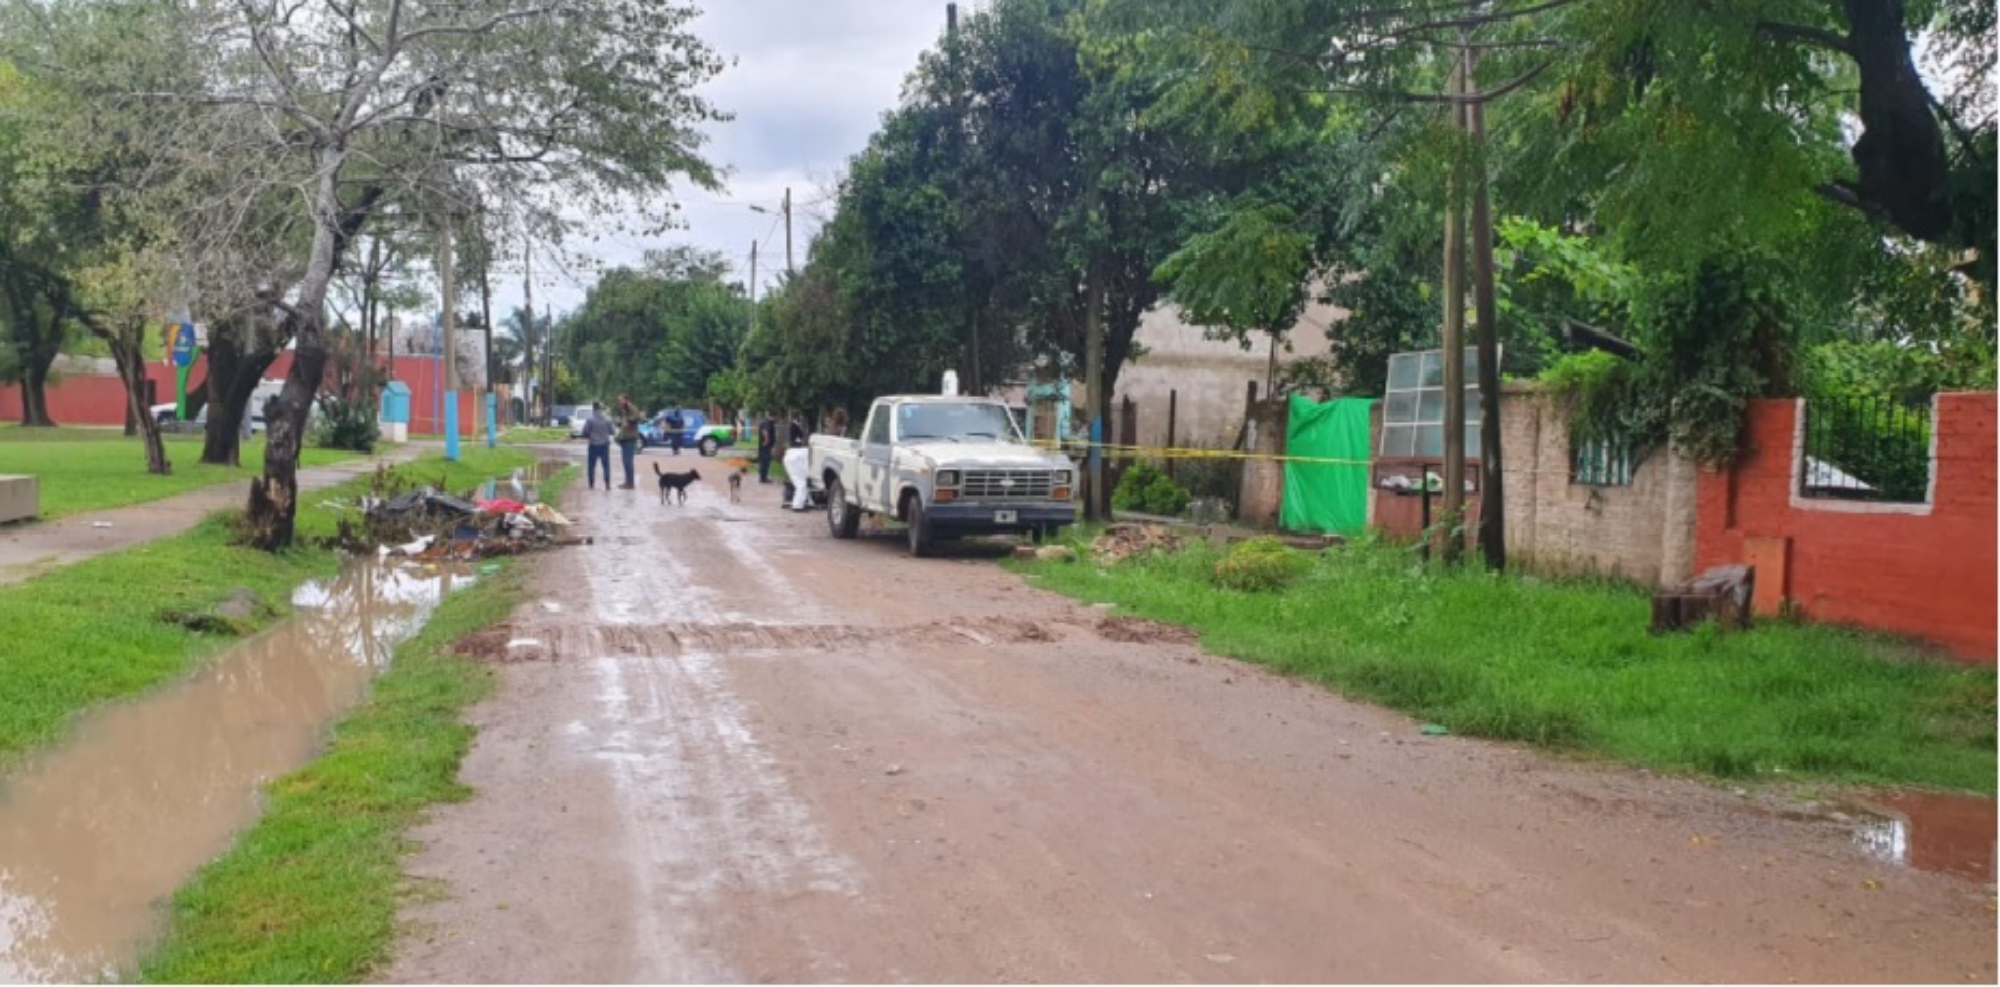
[1165,389,1177,479]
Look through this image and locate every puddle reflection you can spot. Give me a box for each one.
[0,563,467,982]
[1850,792,1997,882]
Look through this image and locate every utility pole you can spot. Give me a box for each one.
[440,212,460,462]
[1466,41,1506,570]
[543,306,554,422]
[1084,267,1104,522]
[479,221,496,445]
[748,240,759,336]
[523,239,537,423]
[783,187,794,277]
[1439,48,1468,563]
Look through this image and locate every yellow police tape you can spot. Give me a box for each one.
[1026,438,1373,468]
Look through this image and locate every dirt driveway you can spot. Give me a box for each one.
[383,456,1996,983]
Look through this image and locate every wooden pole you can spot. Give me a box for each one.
[1467,42,1506,570]
[1439,44,1468,563]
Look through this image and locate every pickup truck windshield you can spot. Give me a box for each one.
[895,402,1022,444]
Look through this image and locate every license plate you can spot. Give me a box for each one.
[994,510,1018,524]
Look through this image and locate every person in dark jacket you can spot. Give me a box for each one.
[756,414,777,483]
[666,409,685,455]
[582,403,614,490]
[787,416,806,448]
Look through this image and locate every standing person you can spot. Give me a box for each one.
[787,415,806,448]
[666,408,685,456]
[583,403,614,490]
[615,411,641,489]
[756,413,777,484]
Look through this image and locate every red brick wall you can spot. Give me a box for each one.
[0,351,491,438]
[1695,394,1997,662]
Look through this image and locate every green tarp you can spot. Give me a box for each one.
[1281,395,1375,536]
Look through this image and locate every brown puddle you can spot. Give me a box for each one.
[1849,791,1998,883]
[0,562,469,983]
[475,459,570,502]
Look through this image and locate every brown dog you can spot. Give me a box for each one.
[653,462,701,505]
[726,470,743,503]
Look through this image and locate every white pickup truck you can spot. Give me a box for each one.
[808,395,1077,556]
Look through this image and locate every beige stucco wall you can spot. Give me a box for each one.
[1110,301,1343,452]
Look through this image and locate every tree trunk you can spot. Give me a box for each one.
[244,311,328,550]
[201,320,279,466]
[110,329,170,475]
[18,357,55,427]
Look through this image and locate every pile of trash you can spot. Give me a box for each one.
[327,484,590,560]
[1089,523,1184,563]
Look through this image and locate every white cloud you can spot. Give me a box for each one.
[482,0,947,319]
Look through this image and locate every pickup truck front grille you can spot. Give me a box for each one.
[960,469,1055,499]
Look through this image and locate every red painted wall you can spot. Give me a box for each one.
[1695,394,1997,662]
[0,350,492,438]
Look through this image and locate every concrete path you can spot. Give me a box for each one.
[0,443,431,588]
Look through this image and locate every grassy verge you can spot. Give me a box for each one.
[0,428,359,518]
[137,563,521,983]
[1018,536,1997,794]
[497,425,572,444]
[0,447,535,770]
[140,462,576,983]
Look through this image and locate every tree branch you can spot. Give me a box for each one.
[1755,20,1854,56]
[1321,60,1552,105]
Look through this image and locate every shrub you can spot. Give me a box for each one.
[1112,460,1192,516]
[1211,536,1312,592]
[311,396,379,453]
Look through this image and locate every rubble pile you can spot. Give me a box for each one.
[1089,523,1184,563]
[327,485,591,560]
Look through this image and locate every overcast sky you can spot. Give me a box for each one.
[489,0,957,321]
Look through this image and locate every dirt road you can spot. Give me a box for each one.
[384,458,1996,983]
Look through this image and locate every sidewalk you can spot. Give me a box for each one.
[0,443,432,588]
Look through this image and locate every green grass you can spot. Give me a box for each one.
[0,447,536,771]
[1020,537,1998,794]
[139,462,577,983]
[0,427,360,518]
[497,425,572,444]
[137,563,521,983]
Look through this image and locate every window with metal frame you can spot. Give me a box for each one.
[1379,348,1488,459]
[1571,434,1635,486]
[1798,395,1932,504]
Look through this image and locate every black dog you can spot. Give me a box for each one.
[653,462,701,505]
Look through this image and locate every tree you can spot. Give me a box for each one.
[13,0,726,548]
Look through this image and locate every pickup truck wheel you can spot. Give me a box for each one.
[905,496,935,557]
[698,436,719,456]
[826,478,861,539]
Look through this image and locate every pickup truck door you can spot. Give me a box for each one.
[861,405,893,511]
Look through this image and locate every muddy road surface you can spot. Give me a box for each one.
[384,461,1996,983]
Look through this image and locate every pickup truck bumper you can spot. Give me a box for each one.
[926,501,1076,534]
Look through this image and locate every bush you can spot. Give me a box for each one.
[311,396,379,453]
[1211,536,1312,592]
[1112,460,1192,516]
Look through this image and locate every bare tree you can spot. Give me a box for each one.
[16,0,724,547]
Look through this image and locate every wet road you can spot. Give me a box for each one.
[384,455,1997,983]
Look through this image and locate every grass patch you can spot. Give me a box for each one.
[497,426,571,444]
[0,427,359,518]
[0,447,536,770]
[136,563,522,983]
[139,462,576,983]
[1019,537,1997,794]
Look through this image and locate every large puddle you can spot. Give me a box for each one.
[1849,791,1998,883]
[0,562,468,983]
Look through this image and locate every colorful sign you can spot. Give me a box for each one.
[172,322,196,420]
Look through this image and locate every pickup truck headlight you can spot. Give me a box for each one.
[935,469,960,487]
[1053,470,1073,486]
